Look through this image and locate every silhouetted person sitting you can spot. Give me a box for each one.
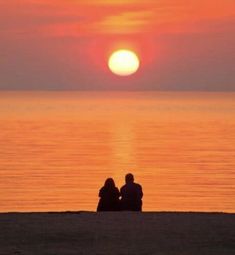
[97,178,120,211]
[120,173,143,211]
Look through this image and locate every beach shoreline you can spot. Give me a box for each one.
[0,211,235,255]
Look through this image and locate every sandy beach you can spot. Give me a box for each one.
[0,212,234,255]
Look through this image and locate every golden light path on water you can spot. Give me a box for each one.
[0,92,235,212]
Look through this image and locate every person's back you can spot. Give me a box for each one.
[97,178,120,211]
[120,173,143,211]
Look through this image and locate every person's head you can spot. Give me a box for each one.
[125,173,134,184]
[104,178,115,188]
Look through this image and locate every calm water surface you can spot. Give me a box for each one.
[0,92,235,212]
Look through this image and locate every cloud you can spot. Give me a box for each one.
[1,0,234,38]
[92,10,154,34]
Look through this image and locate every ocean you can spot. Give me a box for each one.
[0,91,234,212]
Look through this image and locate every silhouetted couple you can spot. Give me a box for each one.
[97,173,143,212]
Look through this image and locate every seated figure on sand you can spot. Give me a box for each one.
[120,173,143,211]
[97,178,120,211]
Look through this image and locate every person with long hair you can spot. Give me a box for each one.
[97,178,120,211]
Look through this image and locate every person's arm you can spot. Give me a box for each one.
[120,186,124,198]
[116,188,121,198]
[99,188,104,197]
[139,185,143,199]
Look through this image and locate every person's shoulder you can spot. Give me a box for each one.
[120,184,126,191]
[99,186,105,196]
[134,183,142,189]
[114,187,120,192]
[100,186,106,192]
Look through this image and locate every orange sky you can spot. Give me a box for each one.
[0,0,235,90]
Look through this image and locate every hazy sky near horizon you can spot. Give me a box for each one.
[0,0,235,91]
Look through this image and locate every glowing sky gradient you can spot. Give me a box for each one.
[0,0,235,90]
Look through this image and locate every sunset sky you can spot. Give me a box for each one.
[1,0,235,90]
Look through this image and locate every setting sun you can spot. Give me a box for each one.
[108,49,140,76]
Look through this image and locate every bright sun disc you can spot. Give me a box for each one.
[108,49,140,76]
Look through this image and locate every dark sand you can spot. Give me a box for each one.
[0,212,235,255]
